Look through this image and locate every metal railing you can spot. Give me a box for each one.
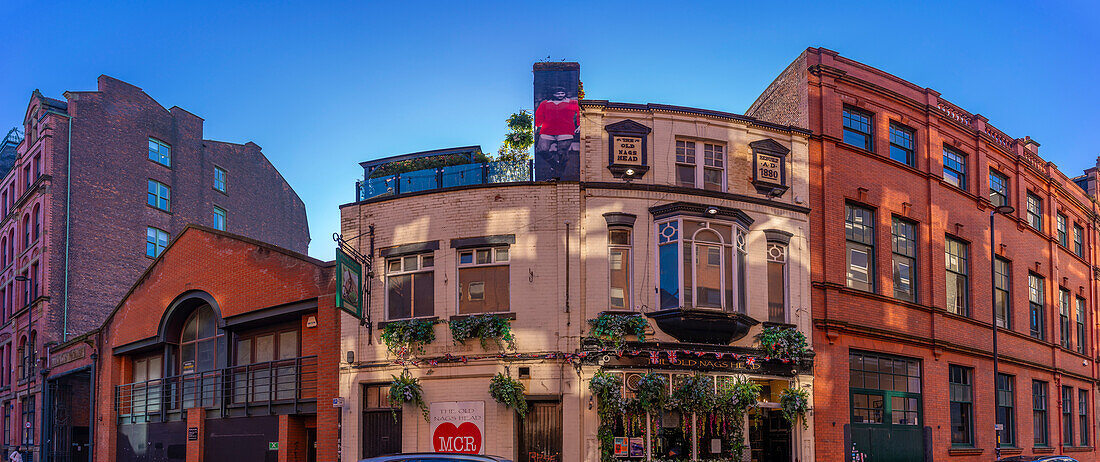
[358,159,533,201]
[114,355,317,424]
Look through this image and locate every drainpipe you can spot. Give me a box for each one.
[88,351,97,462]
[62,113,72,342]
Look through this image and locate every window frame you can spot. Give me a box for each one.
[1073,223,1084,258]
[673,139,726,192]
[994,257,1011,329]
[1079,389,1089,447]
[1059,288,1072,350]
[655,217,747,312]
[384,252,436,320]
[1062,385,1074,446]
[146,227,169,258]
[213,206,227,231]
[1057,213,1068,247]
[848,351,922,429]
[1029,273,1045,339]
[842,106,873,151]
[945,236,969,317]
[766,241,788,323]
[989,169,1009,207]
[456,246,510,315]
[1026,192,1043,231]
[888,122,915,167]
[845,204,876,293]
[214,165,228,193]
[147,179,171,212]
[148,137,172,167]
[607,227,634,311]
[891,217,918,302]
[949,364,974,446]
[1076,296,1087,355]
[1033,380,1049,447]
[942,146,968,190]
[996,373,1016,448]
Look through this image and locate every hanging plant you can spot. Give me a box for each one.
[488,373,528,418]
[380,318,438,357]
[588,371,623,462]
[756,325,809,362]
[780,386,811,429]
[388,371,429,422]
[716,377,762,461]
[671,374,715,414]
[587,313,648,349]
[634,372,669,411]
[450,314,516,350]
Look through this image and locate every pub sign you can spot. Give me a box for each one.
[749,138,790,196]
[336,248,362,318]
[605,119,652,178]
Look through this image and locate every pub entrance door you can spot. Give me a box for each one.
[517,400,562,462]
[749,408,790,462]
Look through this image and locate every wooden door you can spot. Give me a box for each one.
[518,400,563,462]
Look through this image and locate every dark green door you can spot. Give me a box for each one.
[849,351,924,462]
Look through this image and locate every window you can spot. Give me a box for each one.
[180,305,219,375]
[1034,380,1049,446]
[31,204,39,243]
[1062,386,1074,446]
[608,228,632,310]
[20,395,33,446]
[147,180,170,211]
[1026,192,1042,231]
[1077,296,1087,355]
[888,123,915,166]
[949,365,974,446]
[1057,214,1068,247]
[656,218,746,312]
[842,106,873,150]
[1060,288,1072,349]
[849,351,921,428]
[385,253,435,319]
[214,166,227,193]
[845,204,875,292]
[22,166,30,191]
[994,257,1010,328]
[1074,224,1084,258]
[891,218,917,302]
[33,155,40,180]
[21,214,29,250]
[213,206,226,231]
[767,242,787,323]
[943,146,967,190]
[146,227,169,258]
[989,170,1009,207]
[996,374,1016,447]
[1080,389,1090,447]
[457,247,509,314]
[674,140,725,191]
[148,138,171,167]
[945,237,969,316]
[1029,274,1045,339]
[2,401,7,447]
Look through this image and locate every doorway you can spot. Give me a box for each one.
[749,408,790,462]
[518,400,562,462]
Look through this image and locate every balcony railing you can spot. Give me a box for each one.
[114,355,317,424]
[357,159,533,201]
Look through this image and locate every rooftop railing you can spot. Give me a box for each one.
[357,159,533,201]
[114,355,317,424]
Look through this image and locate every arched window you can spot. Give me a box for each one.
[27,331,36,378]
[21,214,29,250]
[16,336,25,380]
[2,236,8,266]
[657,218,747,312]
[180,305,219,375]
[7,230,13,262]
[31,204,39,243]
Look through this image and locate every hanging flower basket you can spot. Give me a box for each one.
[488,373,528,418]
[388,371,429,422]
[756,325,809,362]
[588,371,623,462]
[587,313,648,349]
[450,314,516,350]
[633,372,669,411]
[780,386,811,429]
[671,374,715,415]
[380,318,438,357]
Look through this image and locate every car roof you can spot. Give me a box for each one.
[360,454,512,462]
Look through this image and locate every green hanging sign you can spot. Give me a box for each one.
[336,248,363,319]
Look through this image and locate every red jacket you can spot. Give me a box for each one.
[535,99,579,136]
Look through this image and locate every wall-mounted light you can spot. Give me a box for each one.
[705,207,719,215]
[624,168,636,176]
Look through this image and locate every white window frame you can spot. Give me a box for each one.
[384,253,436,320]
[607,227,634,311]
[654,217,746,312]
[674,139,726,192]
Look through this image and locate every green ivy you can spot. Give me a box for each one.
[488,373,528,419]
[388,371,429,422]
[587,313,648,350]
[756,325,809,362]
[450,314,516,350]
[380,319,438,357]
[716,377,762,460]
[588,371,623,462]
[780,386,811,429]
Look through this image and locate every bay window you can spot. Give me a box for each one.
[656,217,746,312]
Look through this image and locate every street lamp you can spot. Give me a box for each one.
[990,204,1014,459]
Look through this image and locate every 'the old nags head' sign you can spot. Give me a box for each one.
[431,401,486,454]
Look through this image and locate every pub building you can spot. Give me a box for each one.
[339,62,814,461]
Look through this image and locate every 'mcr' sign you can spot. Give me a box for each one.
[430,401,485,454]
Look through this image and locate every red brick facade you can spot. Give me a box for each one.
[58,226,340,462]
[3,75,309,459]
[750,47,1100,461]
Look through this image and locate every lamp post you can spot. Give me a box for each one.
[990,204,1014,460]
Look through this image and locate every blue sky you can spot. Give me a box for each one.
[2,1,1097,259]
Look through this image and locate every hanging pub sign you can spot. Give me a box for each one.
[605,119,651,179]
[749,138,790,196]
[336,248,362,318]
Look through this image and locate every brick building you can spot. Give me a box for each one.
[5,76,308,461]
[749,47,1100,461]
[339,63,814,461]
[47,225,338,462]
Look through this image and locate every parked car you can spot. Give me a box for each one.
[361,454,514,462]
[997,456,1079,462]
